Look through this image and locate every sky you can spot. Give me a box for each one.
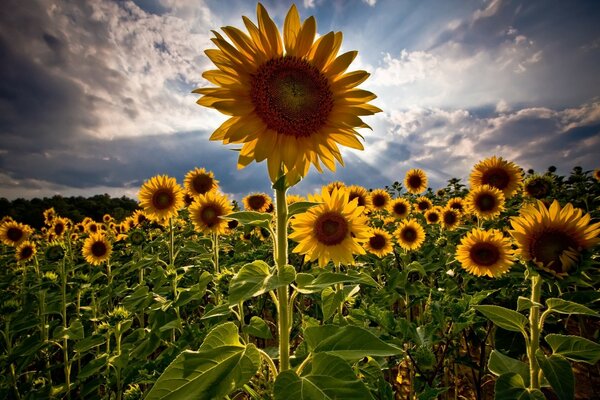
[1,0,599,201]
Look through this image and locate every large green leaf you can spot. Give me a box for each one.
[173,272,212,307]
[228,261,295,304]
[545,334,600,364]
[296,271,378,294]
[494,373,545,400]
[545,298,599,317]
[487,350,530,386]
[473,305,528,333]
[224,211,272,229]
[321,287,345,321]
[274,353,373,400]
[145,322,260,400]
[304,325,402,360]
[243,316,273,339]
[536,351,574,400]
[288,201,321,217]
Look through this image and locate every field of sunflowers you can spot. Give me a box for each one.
[2,3,600,400]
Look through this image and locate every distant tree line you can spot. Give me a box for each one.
[0,194,139,229]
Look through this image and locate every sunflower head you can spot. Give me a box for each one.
[425,207,442,225]
[325,181,346,194]
[132,210,148,226]
[43,208,56,225]
[455,229,514,278]
[286,194,305,205]
[510,200,600,277]
[243,193,273,212]
[466,185,505,220]
[290,187,369,267]
[138,175,185,222]
[390,198,411,219]
[441,208,461,230]
[86,221,100,234]
[469,156,522,198]
[594,169,600,181]
[395,219,426,251]
[345,185,372,212]
[195,3,380,183]
[415,196,433,213]
[523,174,553,199]
[364,228,394,257]
[82,233,113,266]
[189,191,234,235]
[16,241,37,263]
[370,189,391,211]
[0,221,33,247]
[51,217,69,237]
[446,197,465,214]
[184,167,219,198]
[404,169,428,194]
[103,214,113,224]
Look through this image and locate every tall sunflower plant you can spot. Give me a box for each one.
[144,3,407,400]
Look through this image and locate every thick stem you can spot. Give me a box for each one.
[529,274,542,390]
[275,185,290,372]
[61,259,71,398]
[213,233,220,275]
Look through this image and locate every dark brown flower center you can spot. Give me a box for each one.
[251,56,333,138]
[369,233,387,250]
[417,200,431,211]
[54,223,65,236]
[532,231,577,272]
[475,193,497,212]
[372,194,387,208]
[407,175,423,189]
[449,202,464,212]
[469,242,500,266]
[19,246,33,260]
[88,224,98,233]
[91,241,108,257]
[393,202,407,216]
[152,189,175,210]
[427,212,440,223]
[482,167,510,190]
[200,206,219,227]
[7,227,23,242]
[247,195,266,211]
[227,220,239,229]
[314,212,349,246]
[525,179,551,199]
[349,193,366,207]
[443,211,457,225]
[192,174,214,195]
[401,227,417,243]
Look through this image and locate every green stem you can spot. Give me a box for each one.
[213,233,220,275]
[529,274,542,390]
[335,263,344,320]
[239,301,248,344]
[61,259,71,398]
[275,184,290,372]
[258,349,278,377]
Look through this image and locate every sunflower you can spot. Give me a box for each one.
[16,241,36,263]
[446,197,465,214]
[82,233,113,266]
[103,214,113,223]
[425,207,442,225]
[132,210,148,226]
[85,221,100,235]
[286,194,305,205]
[455,229,514,278]
[43,208,56,226]
[395,219,426,251]
[138,175,185,222]
[0,221,32,247]
[189,191,234,235]
[404,169,428,194]
[469,156,522,198]
[325,181,346,194]
[509,200,600,276]
[370,189,391,211]
[290,187,369,267]
[389,198,411,219]
[441,208,461,230]
[415,196,433,213]
[195,4,380,183]
[364,228,394,257]
[466,185,505,220]
[184,167,219,198]
[523,175,553,199]
[344,185,370,211]
[594,169,600,181]
[51,217,69,238]
[243,193,273,212]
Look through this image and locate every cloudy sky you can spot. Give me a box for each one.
[1,0,599,201]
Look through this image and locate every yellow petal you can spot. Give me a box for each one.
[257,3,283,57]
[284,4,301,55]
[324,51,357,77]
[294,16,316,57]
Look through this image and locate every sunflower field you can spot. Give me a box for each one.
[2,3,600,400]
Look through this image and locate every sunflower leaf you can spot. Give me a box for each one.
[223,211,272,229]
[228,261,295,304]
[545,298,599,317]
[494,373,545,400]
[288,201,321,217]
[545,334,600,364]
[535,351,574,400]
[473,305,528,334]
[296,271,378,294]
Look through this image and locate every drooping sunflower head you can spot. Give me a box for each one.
[390,198,411,219]
[441,208,461,230]
[510,200,600,277]
[43,208,56,226]
[184,167,219,198]
[364,228,394,258]
[82,233,112,266]
[370,189,391,211]
[16,240,36,263]
[395,219,426,251]
[0,221,33,247]
[138,175,185,222]
[347,185,372,212]
[523,174,554,199]
[455,228,514,278]
[466,185,505,220]
[446,197,465,214]
[469,156,522,198]
[243,192,273,212]
[425,207,442,225]
[404,169,428,194]
[415,196,433,213]
[195,3,381,183]
[290,187,370,267]
[189,191,234,235]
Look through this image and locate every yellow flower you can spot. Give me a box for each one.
[290,187,369,267]
[51,217,69,238]
[455,229,514,278]
[184,167,219,198]
[364,228,394,257]
[404,168,428,194]
[138,175,185,222]
[189,191,234,235]
[103,214,113,224]
[523,175,553,199]
[424,207,442,225]
[414,196,433,213]
[243,193,273,212]
[370,189,391,211]
[389,198,411,219]
[43,208,56,226]
[510,200,600,277]
[395,219,426,251]
[132,210,149,226]
[469,156,522,198]
[441,208,461,230]
[466,185,505,220]
[0,221,33,247]
[446,197,465,214]
[85,221,100,235]
[82,233,112,266]
[16,241,36,263]
[594,169,600,181]
[195,3,381,182]
[347,185,372,212]
[325,181,346,194]
[286,194,305,205]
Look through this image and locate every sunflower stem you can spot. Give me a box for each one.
[528,273,542,390]
[274,183,290,372]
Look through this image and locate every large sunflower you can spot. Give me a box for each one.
[189,191,234,235]
[82,233,113,266]
[16,240,37,263]
[364,228,394,257]
[195,3,380,183]
[404,169,428,194]
[290,187,369,267]
[509,200,600,276]
[390,198,411,219]
[138,175,185,222]
[0,221,33,247]
[184,167,219,198]
[455,228,514,278]
[469,156,522,198]
[395,219,426,251]
[370,189,391,211]
[243,193,273,212]
[466,185,505,220]
[347,185,372,212]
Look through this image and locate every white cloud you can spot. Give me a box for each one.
[303,0,315,9]
[362,0,377,6]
